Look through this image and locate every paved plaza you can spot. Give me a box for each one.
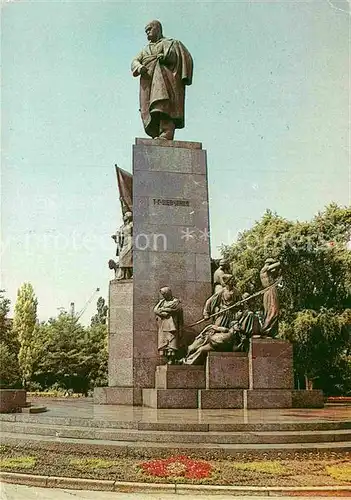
[18,398,351,425]
[1,398,349,454]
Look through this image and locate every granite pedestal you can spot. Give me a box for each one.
[132,138,211,390]
[94,279,143,405]
[95,138,212,405]
[244,338,295,409]
[246,389,292,409]
[251,338,294,389]
[206,352,249,389]
[199,389,244,409]
[108,280,133,388]
[155,365,205,389]
[144,339,323,409]
[291,389,324,408]
[143,388,199,409]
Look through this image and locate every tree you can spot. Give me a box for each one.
[84,323,108,388]
[33,313,88,393]
[281,309,351,394]
[0,290,20,387]
[0,290,17,352]
[222,203,351,394]
[87,296,108,388]
[0,343,21,388]
[90,297,108,326]
[33,312,108,393]
[13,283,38,389]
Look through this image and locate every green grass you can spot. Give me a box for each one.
[325,464,351,482]
[231,460,288,475]
[0,456,36,469]
[69,458,118,470]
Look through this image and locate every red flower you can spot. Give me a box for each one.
[139,455,212,479]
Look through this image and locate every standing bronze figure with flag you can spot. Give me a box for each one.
[109,166,133,280]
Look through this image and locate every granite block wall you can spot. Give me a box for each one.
[133,139,212,388]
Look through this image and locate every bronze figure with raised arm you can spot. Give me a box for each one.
[259,257,281,337]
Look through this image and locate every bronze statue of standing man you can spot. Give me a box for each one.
[131,20,193,140]
[154,287,183,364]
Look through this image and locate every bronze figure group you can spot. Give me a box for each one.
[154,258,282,365]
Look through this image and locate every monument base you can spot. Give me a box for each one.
[93,279,141,405]
[108,280,133,388]
[246,389,292,409]
[143,388,198,409]
[251,338,294,389]
[206,352,249,389]
[291,389,324,408]
[140,340,323,409]
[141,387,323,409]
[155,365,205,389]
[199,389,244,409]
[94,387,142,406]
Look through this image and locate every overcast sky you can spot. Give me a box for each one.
[1,0,349,323]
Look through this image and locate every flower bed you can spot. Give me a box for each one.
[139,455,212,479]
[27,392,88,399]
[327,396,351,404]
[0,446,350,487]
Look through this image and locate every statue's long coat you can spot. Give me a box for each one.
[154,297,183,352]
[132,38,193,138]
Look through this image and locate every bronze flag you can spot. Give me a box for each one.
[115,165,133,215]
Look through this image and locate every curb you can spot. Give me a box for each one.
[1,472,351,496]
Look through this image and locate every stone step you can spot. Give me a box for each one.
[0,413,350,432]
[1,431,350,457]
[1,421,350,445]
